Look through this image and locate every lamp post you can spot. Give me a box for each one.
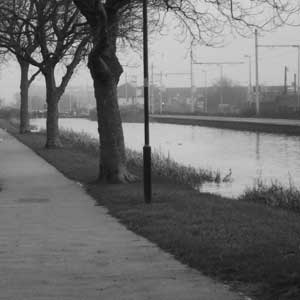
[190,48,194,111]
[255,29,260,115]
[143,0,151,203]
[298,46,300,109]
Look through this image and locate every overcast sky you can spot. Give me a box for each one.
[1,20,300,105]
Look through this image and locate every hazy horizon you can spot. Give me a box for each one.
[1,23,300,105]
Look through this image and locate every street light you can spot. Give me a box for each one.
[143,0,151,203]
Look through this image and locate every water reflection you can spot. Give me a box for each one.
[31,118,300,198]
[256,132,260,161]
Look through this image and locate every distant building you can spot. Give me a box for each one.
[117,83,144,107]
[28,82,250,116]
[276,95,299,112]
[258,85,300,114]
[117,84,248,114]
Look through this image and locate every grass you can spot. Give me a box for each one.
[8,117,38,132]
[2,118,300,300]
[55,129,218,188]
[240,178,300,212]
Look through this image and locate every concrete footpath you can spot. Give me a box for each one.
[0,129,247,300]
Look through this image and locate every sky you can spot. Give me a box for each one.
[1,15,300,105]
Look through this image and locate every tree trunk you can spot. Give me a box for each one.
[18,61,30,133]
[44,67,61,148]
[73,1,136,183]
[93,72,129,182]
[89,52,135,183]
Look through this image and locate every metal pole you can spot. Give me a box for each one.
[255,29,260,115]
[203,70,207,113]
[220,65,224,106]
[125,72,128,103]
[249,56,252,91]
[284,66,288,95]
[297,45,300,110]
[151,63,154,114]
[246,55,252,102]
[159,71,163,114]
[135,76,137,104]
[143,0,151,203]
[190,48,194,112]
[244,55,252,103]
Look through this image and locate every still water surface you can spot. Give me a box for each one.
[31,118,300,198]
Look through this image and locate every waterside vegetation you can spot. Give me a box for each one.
[56,129,218,188]
[240,178,300,212]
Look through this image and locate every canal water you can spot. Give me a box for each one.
[31,118,300,198]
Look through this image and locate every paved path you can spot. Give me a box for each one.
[152,114,300,127]
[0,129,246,300]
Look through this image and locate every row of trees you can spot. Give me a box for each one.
[0,0,90,145]
[0,0,298,183]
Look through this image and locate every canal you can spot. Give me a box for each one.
[31,118,300,198]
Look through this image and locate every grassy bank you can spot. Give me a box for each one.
[2,119,300,300]
[55,129,217,188]
[240,178,300,212]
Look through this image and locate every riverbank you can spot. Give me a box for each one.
[1,119,300,300]
[151,114,300,135]
[0,127,243,300]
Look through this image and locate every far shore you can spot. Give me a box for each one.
[31,111,300,135]
[150,114,300,135]
[91,112,300,135]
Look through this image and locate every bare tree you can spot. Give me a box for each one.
[0,0,40,133]
[72,0,299,183]
[28,0,91,148]
[1,0,91,146]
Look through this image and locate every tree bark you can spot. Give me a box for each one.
[18,61,30,134]
[92,62,129,182]
[89,37,135,182]
[72,1,136,183]
[44,66,61,148]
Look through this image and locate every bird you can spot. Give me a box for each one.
[222,168,232,182]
